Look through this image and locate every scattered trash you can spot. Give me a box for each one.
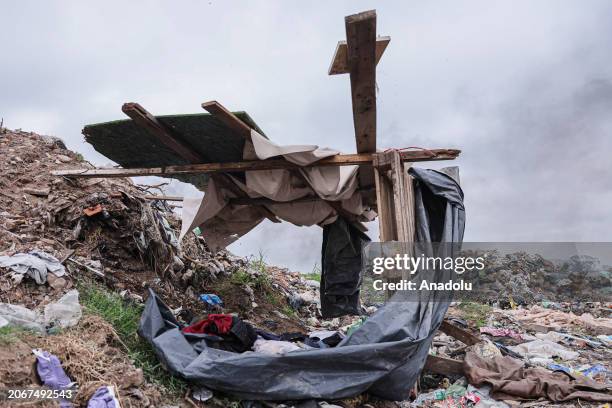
[44,289,82,331]
[0,289,82,333]
[507,339,579,362]
[191,386,214,402]
[0,250,66,284]
[87,386,120,408]
[199,293,223,308]
[253,338,302,355]
[479,327,523,341]
[33,349,75,407]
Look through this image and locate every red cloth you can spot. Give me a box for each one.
[183,314,233,335]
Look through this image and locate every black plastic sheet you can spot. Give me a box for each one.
[138,168,465,401]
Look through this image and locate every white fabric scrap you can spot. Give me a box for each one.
[180,129,365,250]
[0,250,66,285]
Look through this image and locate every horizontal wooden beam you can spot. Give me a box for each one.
[328,36,390,75]
[51,149,460,179]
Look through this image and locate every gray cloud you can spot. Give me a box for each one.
[1,1,611,271]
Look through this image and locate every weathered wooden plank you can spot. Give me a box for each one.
[423,355,465,376]
[202,101,252,140]
[328,36,390,75]
[144,195,184,201]
[122,103,202,163]
[51,149,460,178]
[346,10,377,154]
[439,320,481,346]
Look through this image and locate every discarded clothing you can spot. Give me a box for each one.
[320,216,370,318]
[87,386,119,408]
[34,349,74,408]
[0,250,66,284]
[464,351,612,402]
[0,290,81,333]
[184,315,257,353]
[139,168,465,401]
[253,338,302,355]
[184,314,233,335]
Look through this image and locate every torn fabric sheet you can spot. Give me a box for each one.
[0,250,66,285]
[180,129,364,250]
[464,352,612,402]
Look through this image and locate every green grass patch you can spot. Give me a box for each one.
[0,325,23,345]
[457,301,492,328]
[78,282,187,397]
[302,264,321,282]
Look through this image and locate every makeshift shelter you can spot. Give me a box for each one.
[53,9,470,401]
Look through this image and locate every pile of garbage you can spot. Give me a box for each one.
[464,250,612,307]
[0,128,353,406]
[418,302,612,407]
[1,129,610,407]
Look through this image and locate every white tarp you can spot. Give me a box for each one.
[180,130,369,249]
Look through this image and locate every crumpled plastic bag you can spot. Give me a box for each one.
[253,338,302,355]
[0,290,81,333]
[508,339,579,361]
[45,290,82,329]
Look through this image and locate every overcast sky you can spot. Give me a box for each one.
[2,1,611,272]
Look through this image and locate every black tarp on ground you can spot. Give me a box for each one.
[320,217,371,318]
[138,167,464,401]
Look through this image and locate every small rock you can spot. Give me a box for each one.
[47,274,67,290]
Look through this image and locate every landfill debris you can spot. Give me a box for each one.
[191,386,214,402]
[253,338,302,355]
[479,327,523,341]
[0,250,66,284]
[33,349,75,407]
[507,339,580,363]
[87,385,120,408]
[199,293,223,308]
[0,129,609,407]
[0,289,81,333]
[464,351,612,402]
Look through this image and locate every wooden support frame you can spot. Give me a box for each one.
[374,150,416,292]
[343,10,380,203]
[52,149,459,178]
